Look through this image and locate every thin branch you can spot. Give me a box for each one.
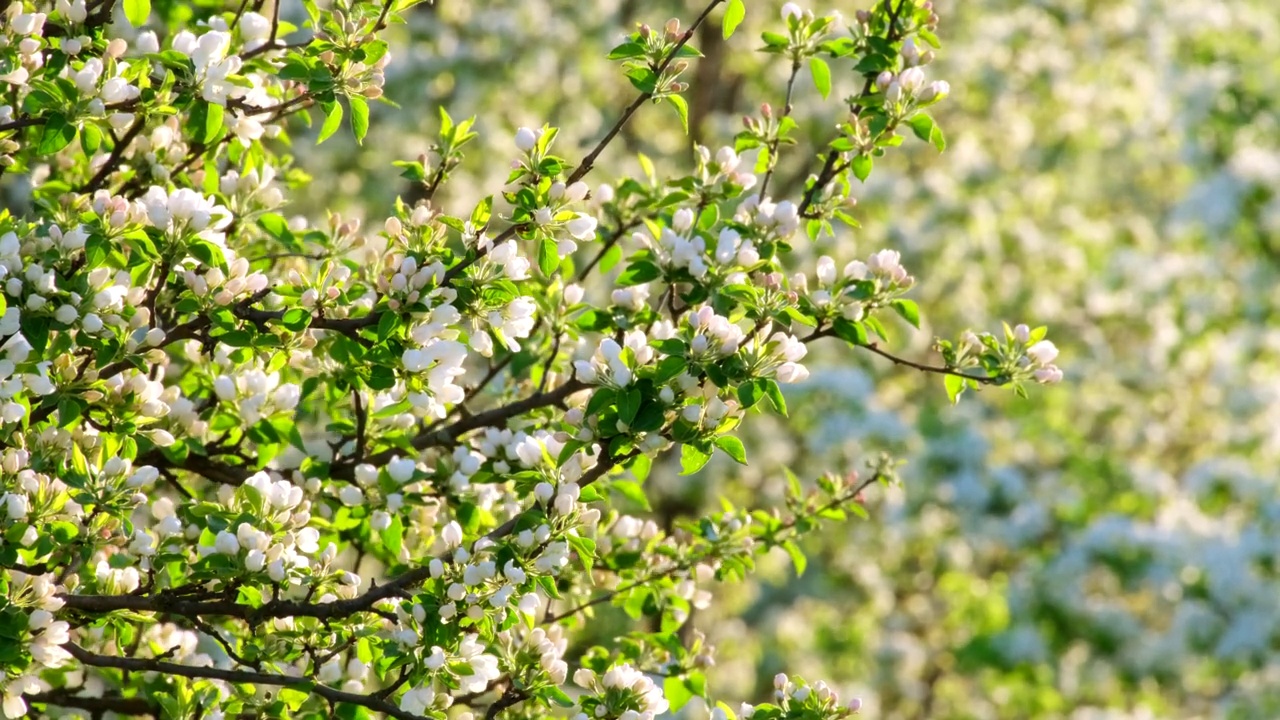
[547,472,882,624]
[82,116,147,193]
[806,326,1000,384]
[62,643,427,720]
[59,453,631,623]
[483,687,528,720]
[27,690,157,717]
[576,221,637,281]
[855,340,1001,384]
[757,58,803,200]
[537,332,562,394]
[360,377,586,468]
[566,0,726,185]
[353,389,369,463]
[798,0,907,218]
[0,116,46,132]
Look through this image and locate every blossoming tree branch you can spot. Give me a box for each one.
[0,0,1061,718]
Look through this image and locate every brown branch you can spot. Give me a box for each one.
[0,115,46,132]
[576,221,637,281]
[565,0,726,185]
[484,687,528,720]
[59,453,630,623]
[806,326,1001,384]
[757,58,803,200]
[27,690,157,717]
[82,116,148,193]
[547,472,882,623]
[356,377,587,470]
[61,643,427,720]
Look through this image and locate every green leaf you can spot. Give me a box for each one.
[599,243,623,273]
[538,237,558,277]
[376,310,399,341]
[809,57,831,99]
[723,0,746,39]
[618,388,641,425]
[852,154,872,182]
[668,95,689,134]
[891,298,921,328]
[543,686,575,708]
[680,444,711,475]
[783,540,807,575]
[908,113,935,142]
[281,308,311,332]
[38,115,77,155]
[607,42,646,60]
[763,379,788,416]
[665,676,696,713]
[186,101,224,144]
[944,374,966,405]
[737,380,764,409]
[383,516,403,556]
[348,95,370,145]
[80,123,102,155]
[123,0,150,27]
[610,480,651,511]
[567,534,596,573]
[908,113,946,152]
[318,100,343,144]
[616,260,661,286]
[714,435,747,465]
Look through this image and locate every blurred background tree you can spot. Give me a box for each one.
[278,0,1280,717]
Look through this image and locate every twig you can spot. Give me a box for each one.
[59,454,631,623]
[62,643,427,720]
[757,58,803,199]
[81,116,147,193]
[566,0,726,184]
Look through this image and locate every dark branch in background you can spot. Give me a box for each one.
[0,115,46,132]
[61,643,428,720]
[59,452,632,622]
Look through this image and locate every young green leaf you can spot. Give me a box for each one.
[680,444,711,475]
[318,101,344,144]
[809,57,832,99]
[714,435,747,465]
[852,153,873,182]
[38,115,77,155]
[723,0,746,39]
[668,95,690,134]
[123,0,150,27]
[538,237,559,277]
[891,298,921,328]
[348,95,370,145]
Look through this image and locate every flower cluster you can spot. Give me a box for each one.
[0,0,1063,718]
